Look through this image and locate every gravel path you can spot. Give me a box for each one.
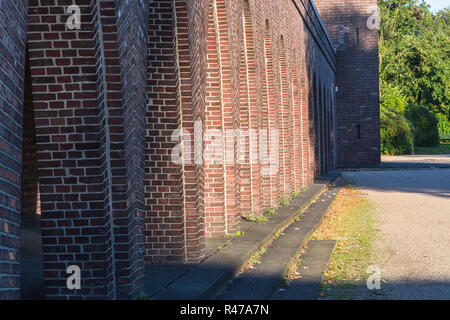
[381,155,450,169]
[343,168,450,299]
[382,154,450,165]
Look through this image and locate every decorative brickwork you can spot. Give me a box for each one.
[0,0,28,300]
[146,0,185,263]
[0,0,379,299]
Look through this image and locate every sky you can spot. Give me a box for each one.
[425,0,449,12]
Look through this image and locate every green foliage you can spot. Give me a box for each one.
[244,214,268,223]
[380,83,408,113]
[235,230,244,237]
[293,191,301,198]
[267,208,278,216]
[380,108,414,155]
[404,105,440,147]
[255,216,268,223]
[379,0,450,146]
[415,143,450,154]
[380,84,414,154]
[251,248,267,265]
[281,198,290,206]
[136,290,151,300]
[436,113,450,137]
[379,1,450,115]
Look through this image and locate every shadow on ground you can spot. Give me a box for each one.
[144,262,450,300]
[343,169,450,199]
[381,155,450,169]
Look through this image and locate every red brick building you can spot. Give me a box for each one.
[0,0,379,299]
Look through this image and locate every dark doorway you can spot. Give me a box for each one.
[20,49,45,300]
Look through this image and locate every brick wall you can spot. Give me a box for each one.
[24,0,146,299]
[0,0,28,300]
[314,0,381,167]
[143,0,339,263]
[0,0,381,298]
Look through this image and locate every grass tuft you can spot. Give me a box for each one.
[243,214,268,223]
[136,290,152,300]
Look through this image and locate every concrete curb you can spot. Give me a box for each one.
[214,185,340,300]
[153,172,340,300]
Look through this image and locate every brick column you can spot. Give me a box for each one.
[0,0,28,300]
[25,0,146,299]
[145,0,185,263]
[172,0,208,262]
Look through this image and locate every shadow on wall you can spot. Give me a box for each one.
[20,48,45,300]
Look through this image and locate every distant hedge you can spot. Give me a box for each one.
[404,105,440,147]
[380,108,414,155]
[436,113,450,137]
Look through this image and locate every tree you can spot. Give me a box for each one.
[379,0,450,120]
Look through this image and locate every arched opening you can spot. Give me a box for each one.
[240,0,261,216]
[323,83,329,175]
[20,48,44,299]
[291,52,302,192]
[279,36,291,198]
[302,67,311,185]
[263,19,279,208]
[329,83,336,170]
[239,1,251,216]
[307,69,316,182]
[320,81,325,176]
[326,83,332,174]
[312,74,320,179]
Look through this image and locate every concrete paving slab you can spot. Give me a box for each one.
[274,240,336,300]
[145,264,193,296]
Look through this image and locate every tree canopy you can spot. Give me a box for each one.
[379,0,450,120]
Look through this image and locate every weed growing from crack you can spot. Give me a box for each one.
[281,198,291,206]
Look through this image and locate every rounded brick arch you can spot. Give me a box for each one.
[290,50,303,192]
[279,35,292,200]
[241,0,263,217]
